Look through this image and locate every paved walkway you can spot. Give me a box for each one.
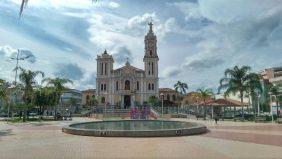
[0,118,282,159]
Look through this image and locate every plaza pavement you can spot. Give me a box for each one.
[0,117,282,159]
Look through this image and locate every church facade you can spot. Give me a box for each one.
[96,22,159,108]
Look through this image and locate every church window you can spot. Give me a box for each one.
[125,80,130,90]
[137,81,139,90]
[101,97,105,103]
[101,84,103,91]
[148,83,151,90]
[152,62,154,75]
[105,63,107,75]
[148,63,151,75]
[152,83,155,90]
[150,50,152,56]
[104,84,107,91]
[100,63,103,75]
[116,81,119,90]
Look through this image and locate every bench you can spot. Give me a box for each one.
[254,116,267,123]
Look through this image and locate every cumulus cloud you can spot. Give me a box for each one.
[54,63,84,80]
[184,58,224,71]
[161,66,181,78]
[112,46,133,65]
[0,45,36,63]
[10,0,120,10]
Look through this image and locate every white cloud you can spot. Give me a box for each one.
[161,66,181,78]
[0,45,17,58]
[109,2,120,8]
[10,0,120,10]
[171,2,202,21]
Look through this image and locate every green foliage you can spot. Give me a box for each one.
[148,96,160,107]
[18,68,45,122]
[42,77,73,106]
[218,65,261,106]
[174,81,188,95]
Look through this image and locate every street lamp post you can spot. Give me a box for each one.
[160,93,164,120]
[269,93,274,122]
[257,93,260,116]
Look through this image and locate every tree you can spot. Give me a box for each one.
[89,96,98,108]
[174,81,188,95]
[218,65,252,118]
[42,78,73,118]
[148,96,160,107]
[269,84,282,117]
[18,68,44,122]
[33,87,57,119]
[174,81,188,112]
[0,79,10,117]
[197,88,214,120]
[245,73,262,115]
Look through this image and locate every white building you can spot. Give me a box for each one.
[96,22,159,108]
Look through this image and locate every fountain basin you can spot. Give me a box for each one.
[62,120,207,137]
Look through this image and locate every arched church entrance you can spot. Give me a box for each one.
[124,95,131,109]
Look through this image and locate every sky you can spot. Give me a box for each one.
[0,0,282,92]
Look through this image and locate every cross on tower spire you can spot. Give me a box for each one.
[148,19,153,33]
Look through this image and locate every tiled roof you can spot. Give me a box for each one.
[159,88,176,92]
[82,89,96,93]
[196,98,249,107]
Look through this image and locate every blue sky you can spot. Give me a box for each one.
[0,0,282,91]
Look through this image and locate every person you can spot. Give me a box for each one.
[214,113,219,124]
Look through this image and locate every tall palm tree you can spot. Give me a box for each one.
[174,81,188,95]
[18,68,44,122]
[245,73,262,115]
[174,81,188,113]
[269,84,282,117]
[197,88,214,120]
[43,77,73,118]
[218,65,251,118]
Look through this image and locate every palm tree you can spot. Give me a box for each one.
[174,81,188,113]
[197,88,214,120]
[269,84,282,117]
[174,81,188,95]
[218,65,252,119]
[18,68,44,122]
[245,73,262,115]
[43,78,73,118]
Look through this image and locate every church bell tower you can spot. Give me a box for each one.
[143,21,159,96]
[143,21,159,77]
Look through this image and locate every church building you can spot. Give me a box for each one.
[96,22,159,108]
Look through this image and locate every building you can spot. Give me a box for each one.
[81,89,96,108]
[159,88,180,106]
[260,67,282,85]
[181,92,213,106]
[96,22,159,108]
[61,89,82,111]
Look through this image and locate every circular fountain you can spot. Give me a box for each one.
[62,120,207,137]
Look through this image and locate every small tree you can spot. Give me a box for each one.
[197,88,214,120]
[19,68,44,122]
[148,96,160,107]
